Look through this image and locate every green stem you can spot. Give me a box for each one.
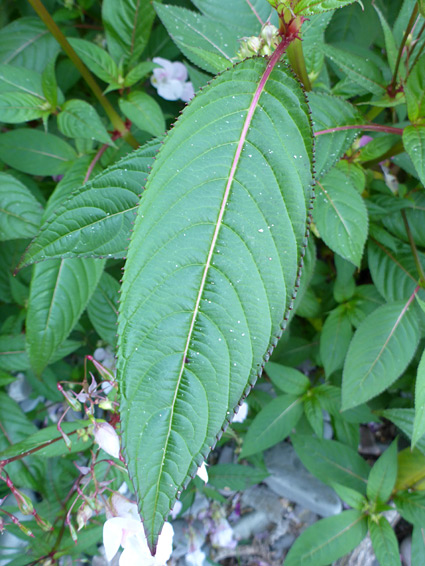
[286,38,312,91]
[389,3,419,95]
[407,28,425,78]
[362,139,405,168]
[27,0,139,150]
[401,209,425,286]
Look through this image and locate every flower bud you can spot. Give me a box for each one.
[94,421,120,459]
[260,23,279,47]
[77,502,93,531]
[246,36,262,53]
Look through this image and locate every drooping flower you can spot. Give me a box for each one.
[209,518,236,549]
[151,57,194,102]
[233,402,248,423]
[103,494,174,566]
[196,462,208,483]
[94,421,120,459]
[186,548,206,566]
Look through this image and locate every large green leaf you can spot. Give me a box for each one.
[381,191,425,249]
[0,335,30,372]
[21,139,160,265]
[241,395,304,457]
[367,440,398,504]
[292,434,370,494]
[0,17,60,72]
[342,301,420,410]
[413,348,425,447]
[102,0,159,65]
[308,92,360,178]
[0,92,47,123]
[0,173,43,241]
[0,129,76,176]
[295,0,360,14]
[0,64,45,98]
[154,3,236,75]
[395,491,425,525]
[403,124,425,186]
[314,167,368,266]
[26,258,105,375]
[117,56,314,548]
[412,525,425,563]
[285,510,368,566]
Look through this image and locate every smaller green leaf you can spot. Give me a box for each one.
[58,99,112,145]
[373,4,398,73]
[322,44,385,95]
[124,62,159,87]
[41,58,58,108]
[285,510,368,566]
[68,38,120,85]
[342,302,420,410]
[412,526,425,564]
[241,395,303,458]
[304,396,323,437]
[0,173,43,241]
[295,0,360,15]
[402,125,425,186]
[332,483,366,510]
[367,440,398,504]
[413,348,425,448]
[154,3,235,75]
[265,362,310,395]
[0,92,47,123]
[346,285,384,328]
[0,129,76,176]
[405,54,425,122]
[395,491,425,525]
[320,306,353,377]
[292,435,370,494]
[0,335,30,372]
[119,91,165,137]
[369,516,401,566]
[314,168,368,266]
[383,408,425,456]
[87,271,120,346]
[207,464,269,491]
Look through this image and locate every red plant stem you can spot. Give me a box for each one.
[314,124,404,137]
[83,144,109,183]
[389,3,419,95]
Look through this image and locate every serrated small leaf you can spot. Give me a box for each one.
[320,306,353,377]
[207,463,268,491]
[304,395,324,437]
[342,301,420,410]
[308,92,360,178]
[0,129,76,176]
[402,124,425,186]
[367,440,398,503]
[332,483,366,510]
[154,3,236,75]
[67,38,120,85]
[413,348,425,448]
[87,272,120,346]
[26,258,105,375]
[295,0,360,15]
[21,139,160,265]
[373,4,398,73]
[285,510,368,566]
[0,92,46,123]
[241,395,304,457]
[322,44,385,95]
[58,99,112,145]
[119,91,165,137]
[102,0,158,65]
[0,173,43,241]
[292,435,370,494]
[369,516,401,566]
[117,56,313,548]
[314,168,368,266]
[265,362,310,395]
[41,58,58,108]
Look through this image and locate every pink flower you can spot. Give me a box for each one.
[151,57,194,102]
[94,421,120,459]
[196,462,208,483]
[233,402,248,423]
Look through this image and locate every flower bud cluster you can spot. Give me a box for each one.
[237,23,280,60]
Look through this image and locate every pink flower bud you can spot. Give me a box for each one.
[94,422,120,459]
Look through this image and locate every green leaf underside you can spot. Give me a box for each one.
[21,139,161,265]
[342,301,420,410]
[285,510,368,566]
[117,57,313,548]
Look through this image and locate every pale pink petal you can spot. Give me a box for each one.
[157,79,184,101]
[108,493,139,520]
[170,500,183,519]
[181,81,195,102]
[186,549,206,566]
[94,421,120,459]
[103,517,126,561]
[196,462,208,483]
[155,522,174,565]
[171,61,188,81]
[152,57,175,76]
